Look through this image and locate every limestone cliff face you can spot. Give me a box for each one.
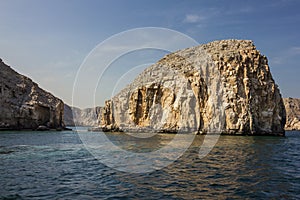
[0,59,65,130]
[283,98,300,130]
[64,104,100,127]
[99,40,286,135]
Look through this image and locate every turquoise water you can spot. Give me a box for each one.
[0,129,299,199]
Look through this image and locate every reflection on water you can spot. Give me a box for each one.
[105,132,177,153]
[0,130,299,199]
[80,132,197,173]
[114,134,298,199]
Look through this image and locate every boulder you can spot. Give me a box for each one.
[36,125,50,131]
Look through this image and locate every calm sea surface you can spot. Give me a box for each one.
[0,128,299,200]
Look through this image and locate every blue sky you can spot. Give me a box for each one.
[0,0,299,108]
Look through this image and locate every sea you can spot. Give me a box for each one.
[0,128,299,200]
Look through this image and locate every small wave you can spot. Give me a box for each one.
[0,149,14,155]
[0,194,23,200]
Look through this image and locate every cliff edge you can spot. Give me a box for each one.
[99,40,286,135]
[0,59,65,130]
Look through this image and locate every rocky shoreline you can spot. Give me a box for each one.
[67,97,300,133]
[1,40,300,134]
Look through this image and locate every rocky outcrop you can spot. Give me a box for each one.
[98,40,286,135]
[0,59,65,130]
[64,104,100,127]
[283,98,300,130]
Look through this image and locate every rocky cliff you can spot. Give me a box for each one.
[283,98,300,130]
[99,40,286,135]
[64,104,99,127]
[0,59,65,130]
[63,104,76,126]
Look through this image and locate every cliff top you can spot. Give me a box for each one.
[0,59,63,104]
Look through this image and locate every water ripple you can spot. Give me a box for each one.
[0,130,299,199]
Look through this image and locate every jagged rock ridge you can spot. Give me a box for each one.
[283,98,300,130]
[98,40,286,135]
[0,59,65,130]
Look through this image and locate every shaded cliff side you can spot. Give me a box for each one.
[0,59,65,130]
[99,40,286,135]
[283,98,300,130]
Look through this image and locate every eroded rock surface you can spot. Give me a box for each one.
[283,98,300,130]
[99,40,286,135]
[0,59,65,130]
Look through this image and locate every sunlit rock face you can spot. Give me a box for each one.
[0,59,64,130]
[283,98,300,130]
[99,40,286,135]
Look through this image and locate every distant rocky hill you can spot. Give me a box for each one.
[64,104,99,127]
[283,98,300,130]
[98,39,286,135]
[0,59,65,130]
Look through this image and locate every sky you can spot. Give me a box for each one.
[0,0,299,108]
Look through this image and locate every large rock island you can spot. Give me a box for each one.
[0,59,65,130]
[98,40,286,135]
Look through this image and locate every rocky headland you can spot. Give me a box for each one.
[98,39,286,135]
[283,98,300,130]
[0,59,65,130]
[2,40,296,134]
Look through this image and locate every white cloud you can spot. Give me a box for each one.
[184,14,204,23]
[225,6,254,15]
[290,47,300,54]
[271,46,300,65]
[272,57,284,65]
[183,8,220,25]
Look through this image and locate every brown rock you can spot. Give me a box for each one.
[0,60,65,130]
[98,40,286,135]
